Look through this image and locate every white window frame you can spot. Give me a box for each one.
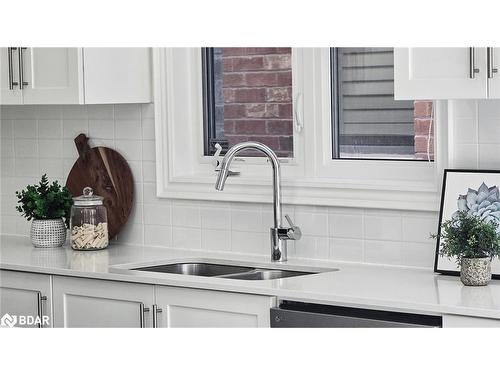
[154,48,447,211]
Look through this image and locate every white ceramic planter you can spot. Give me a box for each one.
[30,219,67,248]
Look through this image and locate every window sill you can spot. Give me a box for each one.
[158,174,440,212]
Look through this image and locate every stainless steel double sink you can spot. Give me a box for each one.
[131,262,325,281]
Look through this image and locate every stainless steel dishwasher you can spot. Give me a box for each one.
[271,301,442,328]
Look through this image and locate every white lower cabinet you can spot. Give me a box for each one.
[52,276,155,328]
[0,270,52,328]
[154,285,275,328]
[442,314,500,328]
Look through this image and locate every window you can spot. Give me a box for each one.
[202,47,294,158]
[155,48,441,210]
[331,48,434,161]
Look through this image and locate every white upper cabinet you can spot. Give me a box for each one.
[0,48,22,104]
[83,48,152,104]
[394,47,488,99]
[21,48,83,104]
[0,47,152,105]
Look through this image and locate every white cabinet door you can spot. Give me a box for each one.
[155,286,275,328]
[83,48,152,104]
[488,47,500,98]
[0,47,22,104]
[21,48,83,104]
[52,276,155,328]
[0,270,52,328]
[442,314,500,328]
[394,48,488,99]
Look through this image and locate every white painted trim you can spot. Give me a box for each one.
[154,48,445,211]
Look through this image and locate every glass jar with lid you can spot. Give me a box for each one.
[70,187,109,250]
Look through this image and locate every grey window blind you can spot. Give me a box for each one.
[336,48,415,157]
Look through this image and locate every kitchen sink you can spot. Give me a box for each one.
[132,263,253,277]
[130,261,329,280]
[221,269,310,280]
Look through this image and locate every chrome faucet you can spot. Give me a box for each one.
[215,141,301,262]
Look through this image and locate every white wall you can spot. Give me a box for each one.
[1,103,440,267]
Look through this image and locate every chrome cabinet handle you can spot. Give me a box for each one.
[487,47,498,79]
[7,47,18,90]
[36,292,47,328]
[139,303,150,328]
[152,304,163,328]
[469,47,480,79]
[18,47,28,89]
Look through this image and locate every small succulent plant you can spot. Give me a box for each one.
[454,182,500,231]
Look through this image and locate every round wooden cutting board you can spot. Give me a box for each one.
[66,134,134,240]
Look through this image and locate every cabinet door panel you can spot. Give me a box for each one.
[155,286,275,328]
[21,48,83,104]
[443,314,500,328]
[488,48,500,98]
[83,48,152,104]
[52,276,154,328]
[0,270,52,328]
[394,47,487,99]
[0,47,22,104]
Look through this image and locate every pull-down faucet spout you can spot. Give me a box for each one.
[215,141,301,262]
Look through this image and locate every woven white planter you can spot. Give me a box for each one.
[30,219,67,248]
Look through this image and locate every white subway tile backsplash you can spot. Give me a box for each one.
[114,104,140,120]
[142,140,156,161]
[172,203,200,228]
[479,144,500,169]
[142,161,156,183]
[115,139,142,160]
[329,238,363,262]
[173,226,201,249]
[364,213,402,241]
[231,208,261,233]
[231,231,266,254]
[115,119,141,139]
[329,212,363,239]
[294,208,328,237]
[144,203,171,226]
[63,119,88,139]
[89,119,114,139]
[15,158,39,177]
[200,206,231,230]
[401,213,437,243]
[202,229,231,251]
[62,105,88,120]
[144,224,172,247]
[13,120,37,138]
[88,105,114,120]
[0,119,13,138]
[39,139,63,158]
[400,242,435,268]
[14,139,38,158]
[141,118,155,140]
[1,103,448,269]
[364,240,402,265]
[38,119,63,139]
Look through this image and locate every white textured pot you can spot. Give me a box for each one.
[30,219,67,248]
[460,257,492,286]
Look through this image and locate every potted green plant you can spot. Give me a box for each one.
[16,174,73,248]
[432,211,500,286]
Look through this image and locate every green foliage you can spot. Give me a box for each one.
[15,174,73,227]
[432,211,500,264]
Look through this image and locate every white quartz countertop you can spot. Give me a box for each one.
[2,235,500,319]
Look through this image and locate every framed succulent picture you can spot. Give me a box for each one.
[435,169,500,278]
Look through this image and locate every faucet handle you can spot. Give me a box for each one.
[284,214,302,240]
